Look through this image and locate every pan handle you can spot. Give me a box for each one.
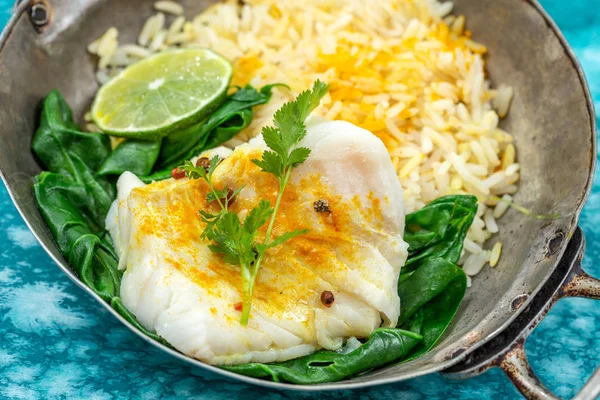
[498,341,558,400]
[444,228,600,400]
[497,249,600,400]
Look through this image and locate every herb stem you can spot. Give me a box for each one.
[240,167,292,326]
[264,168,292,246]
[240,264,254,325]
[209,183,227,211]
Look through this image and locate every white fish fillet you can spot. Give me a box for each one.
[107,119,408,365]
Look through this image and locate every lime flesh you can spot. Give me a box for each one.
[91,49,232,139]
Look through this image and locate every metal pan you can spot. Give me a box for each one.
[0,0,598,398]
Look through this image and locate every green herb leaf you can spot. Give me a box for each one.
[206,188,230,204]
[181,160,209,181]
[267,229,309,250]
[261,126,286,156]
[232,81,329,323]
[198,210,222,241]
[252,80,329,179]
[210,212,256,267]
[251,150,284,177]
[287,147,311,167]
[243,200,274,234]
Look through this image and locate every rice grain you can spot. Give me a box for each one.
[154,1,184,16]
[493,194,513,218]
[490,242,503,267]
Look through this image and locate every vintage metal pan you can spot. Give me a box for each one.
[0,0,599,398]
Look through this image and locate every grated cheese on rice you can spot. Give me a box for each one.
[87,0,518,279]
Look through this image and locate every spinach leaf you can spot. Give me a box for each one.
[69,234,121,302]
[33,148,113,230]
[32,92,158,341]
[34,172,120,301]
[32,90,111,174]
[68,155,115,226]
[403,194,477,271]
[156,84,286,170]
[98,139,161,177]
[399,258,466,360]
[199,108,253,151]
[224,329,423,384]
[139,169,172,184]
[32,90,115,226]
[398,257,466,325]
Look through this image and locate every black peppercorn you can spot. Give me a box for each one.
[313,198,331,213]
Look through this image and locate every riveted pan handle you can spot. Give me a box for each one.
[498,341,558,400]
[444,228,600,400]
[497,251,600,400]
[497,228,600,400]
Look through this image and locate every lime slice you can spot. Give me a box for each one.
[91,49,232,139]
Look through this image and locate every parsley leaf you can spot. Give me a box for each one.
[244,200,274,234]
[252,80,330,179]
[267,229,310,250]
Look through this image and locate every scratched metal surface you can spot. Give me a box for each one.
[0,0,599,398]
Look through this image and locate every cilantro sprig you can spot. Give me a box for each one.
[182,81,330,325]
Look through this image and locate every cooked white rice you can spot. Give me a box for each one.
[88,0,515,278]
[154,1,184,16]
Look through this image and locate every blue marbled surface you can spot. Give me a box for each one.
[1,1,600,399]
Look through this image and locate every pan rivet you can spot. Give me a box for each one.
[510,294,529,311]
[30,3,49,27]
[545,230,564,258]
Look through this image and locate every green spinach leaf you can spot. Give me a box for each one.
[403,194,477,271]
[32,91,115,226]
[399,258,466,360]
[34,172,120,301]
[32,92,155,339]
[32,90,111,174]
[398,257,466,325]
[97,139,161,177]
[224,329,422,384]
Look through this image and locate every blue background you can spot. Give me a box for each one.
[1,1,599,398]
